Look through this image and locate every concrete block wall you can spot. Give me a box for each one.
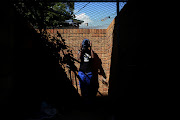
[45,19,115,96]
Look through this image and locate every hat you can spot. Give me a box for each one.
[82,39,90,48]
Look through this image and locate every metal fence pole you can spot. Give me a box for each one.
[117,0,119,15]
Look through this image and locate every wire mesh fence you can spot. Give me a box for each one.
[13,1,126,29]
[71,2,126,29]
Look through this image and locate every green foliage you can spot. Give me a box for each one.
[13,1,74,29]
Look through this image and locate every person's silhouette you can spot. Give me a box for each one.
[78,39,94,97]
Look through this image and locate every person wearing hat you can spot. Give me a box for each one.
[78,39,94,97]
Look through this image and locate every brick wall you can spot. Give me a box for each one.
[106,19,115,85]
[45,19,115,96]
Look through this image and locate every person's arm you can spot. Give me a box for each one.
[78,43,82,61]
[90,41,94,59]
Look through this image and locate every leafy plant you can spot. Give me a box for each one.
[13,1,74,30]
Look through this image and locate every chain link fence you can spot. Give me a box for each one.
[69,2,126,29]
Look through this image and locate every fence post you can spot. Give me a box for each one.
[117,0,119,15]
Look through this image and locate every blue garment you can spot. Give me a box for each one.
[82,39,90,49]
[78,71,93,97]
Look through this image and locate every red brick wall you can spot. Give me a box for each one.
[45,19,115,96]
[106,19,115,84]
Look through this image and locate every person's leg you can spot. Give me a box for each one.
[78,71,85,84]
[84,72,93,97]
[78,71,88,96]
[85,72,93,85]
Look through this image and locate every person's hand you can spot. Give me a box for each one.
[90,41,92,48]
[80,43,82,50]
